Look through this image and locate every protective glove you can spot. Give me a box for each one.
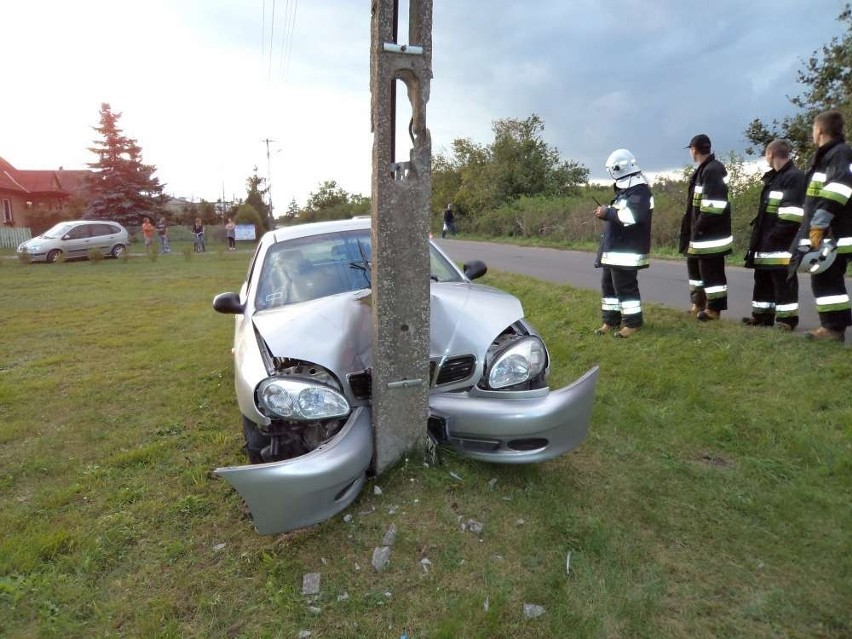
[809,228,824,249]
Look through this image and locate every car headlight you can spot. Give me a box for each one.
[257,377,350,420]
[19,242,38,252]
[487,337,547,389]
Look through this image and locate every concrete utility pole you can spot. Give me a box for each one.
[370,0,433,473]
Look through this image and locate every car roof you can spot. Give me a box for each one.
[266,217,371,244]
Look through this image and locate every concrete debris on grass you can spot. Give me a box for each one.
[382,523,398,547]
[449,471,464,481]
[343,514,353,523]
[523,603,546,619]
[298,631,311,639]
[213,543,226,552]
[372,545,392,572]
[301,573,321,596]
[308,606,321,615]
[483,596,490,612]
[566,550,572,576]
[337,591,350,602]
[374,485,383,496]
[420,557,432,573]
[461,518,484,535]
[487,478,498,490]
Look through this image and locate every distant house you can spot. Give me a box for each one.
[0,157,91,232]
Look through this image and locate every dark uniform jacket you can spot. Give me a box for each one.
[795,136,852,254]
[679,154,733,256]
[744,160,806,269]
[596,181,653,269]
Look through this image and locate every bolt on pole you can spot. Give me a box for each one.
[369,0,433,473]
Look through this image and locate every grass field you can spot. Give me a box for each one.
[0,251,849,638]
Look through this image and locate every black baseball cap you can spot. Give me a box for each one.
[686,134,712,151]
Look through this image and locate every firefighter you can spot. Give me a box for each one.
[743,139,806,330]
[593,149,654,338]
[679,134,733,321]
[794,110,852,342]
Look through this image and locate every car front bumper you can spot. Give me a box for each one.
[214,406,372,535]
[428,366,599,463]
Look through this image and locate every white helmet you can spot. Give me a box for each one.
[797,239,837,274]
[605,149,641,181]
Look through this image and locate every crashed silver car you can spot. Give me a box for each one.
[213,218,598,534]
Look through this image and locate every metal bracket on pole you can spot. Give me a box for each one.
[370,0,433,474]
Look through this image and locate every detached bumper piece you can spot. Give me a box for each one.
[428,366,599,464]
[214,407,372,535]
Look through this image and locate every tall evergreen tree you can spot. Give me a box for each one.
[84,103,165,226]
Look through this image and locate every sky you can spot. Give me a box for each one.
[0,0,848,209]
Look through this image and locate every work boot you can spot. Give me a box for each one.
[776,322,795,332]
[806,327,845,342]
[594,323,617,336]
[614,326,640,339]
[697,309,721,322]
[688,304,705,316]
[741,316,771,327]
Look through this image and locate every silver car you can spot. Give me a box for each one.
[17,220,129,263]
[213,218,599,534]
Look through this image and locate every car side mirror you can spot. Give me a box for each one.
[463,260,487,280]
[213,292,245,314]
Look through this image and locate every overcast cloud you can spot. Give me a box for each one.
[0,1,847,205]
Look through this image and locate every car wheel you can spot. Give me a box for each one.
[111,244,126,258]
[243,416,269,464]
[46,249,62,263]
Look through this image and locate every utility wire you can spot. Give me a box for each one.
[268,0,277,82]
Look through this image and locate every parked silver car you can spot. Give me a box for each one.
[212,218,599,534]
[17,220,129,263]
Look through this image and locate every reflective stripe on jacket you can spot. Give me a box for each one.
[795,137,852,254]
[597,182,653,269]
[679,155,733,256]
[744,160,806,269]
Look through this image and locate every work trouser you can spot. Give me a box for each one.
[812,253,851,331]
[601,267,642,328]
[687,255,727,312]
[750,268,799,328]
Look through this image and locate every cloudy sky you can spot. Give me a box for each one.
[0,1,847,208]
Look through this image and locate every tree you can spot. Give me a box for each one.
[244,169,271,230]
[298,180,369,222]
[84,103,165,226]
[745,4,851,160]
[432,114,589,219]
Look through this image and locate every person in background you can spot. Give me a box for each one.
[192,217,205,253]
[442,203,456,238]
[679,134,733,321]
[592,149,654,338]
[141,216,155,252]
[794,109,852,342]
[742,139,806,330]
[156,216,170,254]
[225,218,236,251]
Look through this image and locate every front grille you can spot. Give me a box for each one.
[435,355,476,386]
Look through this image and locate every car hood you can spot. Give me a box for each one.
[251,282,524,374]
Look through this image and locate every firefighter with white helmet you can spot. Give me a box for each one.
[593,149,654,338]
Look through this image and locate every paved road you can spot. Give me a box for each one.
[436,239,852,334]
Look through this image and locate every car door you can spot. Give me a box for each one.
[63,224,92,259]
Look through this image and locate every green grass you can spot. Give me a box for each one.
[0,254,849,638]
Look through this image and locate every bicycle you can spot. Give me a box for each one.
[193,232,206,253]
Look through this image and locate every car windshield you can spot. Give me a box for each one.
[41,222,76,238]
[255,228,463,310]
